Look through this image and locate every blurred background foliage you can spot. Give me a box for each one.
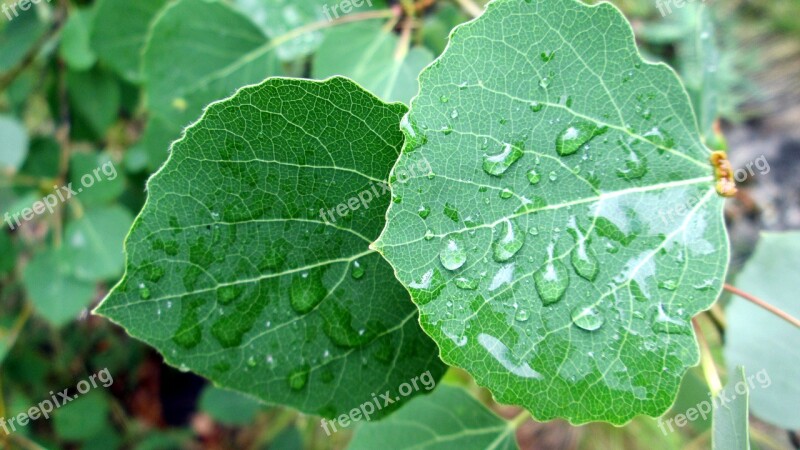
[0,0,798,448]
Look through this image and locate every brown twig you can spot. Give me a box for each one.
[724,284,800,329]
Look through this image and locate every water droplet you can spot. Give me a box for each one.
[290,270,327,314]
[526,169,541,185]
[548,171,557,181]
[658,279,678,291]
[533,244,569,305]
[418,205,431,219]
[424,230,434,240]
[616,139,648,180]
[138,283,151,300]
[529,227,539,236]
[351,261,365,279]
[515,308,529,322]
[439,236,467,271]
[499,188,514,199]
[539,77,551,89]
[482,142,524,177]
[642,127,675,150]
[493,219,524,262]
[440,95,449,103]
[530,102,544,112]
[693,278,716,290]
[455,276,479,290]
[556,121,609,156]
[651,303,692,335]
[287,365,310,391]
[567,218,599,281]
[571,306,604,331]
[247,356,257,368]
[451,109,459,119]
[540,51,555,62]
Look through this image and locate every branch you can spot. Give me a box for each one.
[724,284,800,329]
[453,0,484,17]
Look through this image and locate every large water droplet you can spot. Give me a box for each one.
[455,276,479,290]
[483,142,524,176]
[290,270,327,314]
[493,219,524,262]
[515,308,529,322]
[651,303,692,335]
[533,244,569,305]
[616,139,648,180]
[567,218,599,281]
[556,121,609,156]
[439,236,467,271]
[571,306,604,331]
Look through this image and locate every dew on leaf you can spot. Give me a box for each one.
[500,188,514,199]
[556,121,609,156]
[455,276,479,290]
[483,142,524,177]
[533,244,569,305]
[530,101,544,112]
[351,260,365,279]
[439,236,467,271]
[287,365,310,391]
[515,308,529,322]
[493,219,524,262]
[651,303,692,335]
[526,168,541,185]
[567,217,599,281]
[290,270,327,314]
[571,306,604,331]
[418,205,431,219]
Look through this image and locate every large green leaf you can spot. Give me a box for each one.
[724,232,800,429]
[96,77,445,418]
[141,0,281,170]
[313,21,434,104]
[712,366,750,450]
[23,248,96,327]
[348,385,519,450]
[376,0,729,424]
[64,206,134,282]
[90,0,170,82]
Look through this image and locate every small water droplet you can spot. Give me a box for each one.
[539,77,551,89]
[247,356,257,368]
[439,236,467,271]
[455,276,479,290]
[418,204,431,219]
[651,303,692,335]
[138,283,151,300]
[451,109,459,119]
[530,101,544,112]
[567,217,599,281]
[526,168,541,185]
[571,306,604,331]
[658,279,678,291]
[351,260,365,279]
[440,95,449,103]
[287,365,310,391]
[515,308,529,322]
[548,171,557,181]
[483,142,524,177]
[424,230,434,240]
[499,188,514,199]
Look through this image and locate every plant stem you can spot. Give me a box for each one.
[723,284,800,329]
[453,0,484,17]
[692,318,722,396]
[271,8,399,49]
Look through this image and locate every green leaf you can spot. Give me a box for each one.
[59,7,97,71]
[348,385,519,450]
[376,0,729,424]
[69,152,124,207]
[0,229,15,276]
[0,115,29,171]
[64,206,134,282]
[53,391,111,441]
[313,21,434,104]
[724,232,800,429]
[96,77,445,418]
[23,248,96,327]
[0,7,47,72]
[90,0,170,82]
[66,68,121,136]
[199,386,263,426]
[712,366,750,450]
[141,0,281,170]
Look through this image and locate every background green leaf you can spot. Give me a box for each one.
[377,0,729,424]
[23,248,96,327]
[97,77,445,418]
[724,231,800,429]
[712,366,750,450]
[0,115,29,171]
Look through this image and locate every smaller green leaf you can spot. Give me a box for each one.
[67,68,121,137]
[0,7,47,72]
[0,115,29,171]
[59,8,98,71]
[348,385,519,450]
[53,391,111,441]
[313,21,434,104]
[64,206,134,282]
[69,152,124,207]
[199,386,263,426]
[90,0,170,82]
[724,231,800,429]
[23,248,96,327]
[712,366,750,450]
